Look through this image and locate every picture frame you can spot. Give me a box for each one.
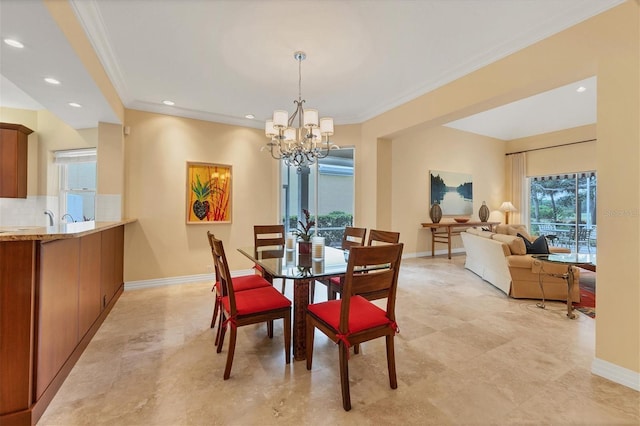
[429,170,473,216]
[186,162,232,224]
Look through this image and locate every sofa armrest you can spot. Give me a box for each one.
[549,246,570,253]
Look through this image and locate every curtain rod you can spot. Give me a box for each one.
[505,138,596,156]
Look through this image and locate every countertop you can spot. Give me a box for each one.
[0,219,136,242]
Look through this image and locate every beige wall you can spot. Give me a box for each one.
[391,126,505,255]
[122,109,280,281]
[508,124,597,177]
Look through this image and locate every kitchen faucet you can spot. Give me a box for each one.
[44,210,55,226]
[61,214,76,223]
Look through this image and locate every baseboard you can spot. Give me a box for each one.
[406,248,466,258]
[124,269,255,290]
[592,358,640,391]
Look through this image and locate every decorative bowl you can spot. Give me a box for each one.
[454,217,470,223]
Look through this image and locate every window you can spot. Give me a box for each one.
[55,148,97,222]
[528,171,596,253]
[281,148,355,247]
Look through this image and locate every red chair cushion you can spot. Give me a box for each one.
[329,276,342,286]
[221,286,291,315]
[307,296,390,334]
[215,274,271,294]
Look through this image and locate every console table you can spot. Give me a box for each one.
[421,221,500,259]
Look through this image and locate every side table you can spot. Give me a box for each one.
[532,253,596,319]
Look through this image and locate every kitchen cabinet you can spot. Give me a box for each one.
[0,223,126,425]
[0,122,33,198]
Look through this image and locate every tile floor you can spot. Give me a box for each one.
[38,255,639,425]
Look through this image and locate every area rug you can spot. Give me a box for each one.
[575,268,596,318]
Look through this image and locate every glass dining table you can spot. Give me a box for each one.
[238,245,349,361]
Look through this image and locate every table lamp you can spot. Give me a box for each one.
[499,201,517,224]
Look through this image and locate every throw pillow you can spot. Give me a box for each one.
[517,233,550,254]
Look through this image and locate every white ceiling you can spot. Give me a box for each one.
[0,0,622,138]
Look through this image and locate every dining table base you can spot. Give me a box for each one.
[292,277,311,360]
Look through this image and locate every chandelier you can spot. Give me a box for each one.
[264,51,338,171]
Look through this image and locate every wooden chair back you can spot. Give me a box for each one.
[341,227,367,250]
[210,235,237,315]
[367,229,400,246]
[341,243,404,322]
[254,225,285,248]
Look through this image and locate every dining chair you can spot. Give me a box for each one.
[210,235,291,380]
[254,225,287,293]
[312,227,367,303]
[319,228,400,302]
[207,232,271,345]
[367,229,400,246]
[305,243,404,411]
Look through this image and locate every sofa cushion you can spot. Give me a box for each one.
[466,228,494,238]
[506,254,535,268]
[518,233,550,254]
[492,233,527,255]
[496,224,533,241]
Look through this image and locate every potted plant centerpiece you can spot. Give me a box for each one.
[293,209,315,255]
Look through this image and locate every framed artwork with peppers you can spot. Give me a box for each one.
[186,162,232,224]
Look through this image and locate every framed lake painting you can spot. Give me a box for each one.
[429,170,473,216]
[187,162,232,224]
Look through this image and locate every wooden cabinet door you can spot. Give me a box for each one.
[100,226,124,308]
[0,124,32,198]
[36,239,80,399]
[0,241,36,415]
[79,233,102,337]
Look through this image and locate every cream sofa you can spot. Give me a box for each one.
[460,224,580,301]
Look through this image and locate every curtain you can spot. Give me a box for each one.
[506,152,527,224]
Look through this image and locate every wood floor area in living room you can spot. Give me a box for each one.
[38,256,639,425]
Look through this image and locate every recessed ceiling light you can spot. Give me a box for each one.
[3,38,24,48]
[576,86,587,93]
[245,114,255,119]
[44,77,61,85]
[68,102,82,108]
[162,100,175,106]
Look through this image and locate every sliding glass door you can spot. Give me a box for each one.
[528,171,597,253]
[281,148,355,247]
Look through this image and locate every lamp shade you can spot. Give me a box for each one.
[273,110,288,128]
[265,120,276,137]
[303,109,318,128]
[284,127,296,142]
[320,117,334,135]
[499,201,517,212]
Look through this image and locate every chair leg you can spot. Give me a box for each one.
[353,343,360,354]
[267,320,274,338]
[306,315,315,370]
[281,278,286,294]
[339,342,351,411]
[284,311,291,364]
[309,280,315,303]
[214,309,224,346]
[210,298,219,329]
[223,326,237,380]
[216,314,227,353]
[386,335,397,389]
